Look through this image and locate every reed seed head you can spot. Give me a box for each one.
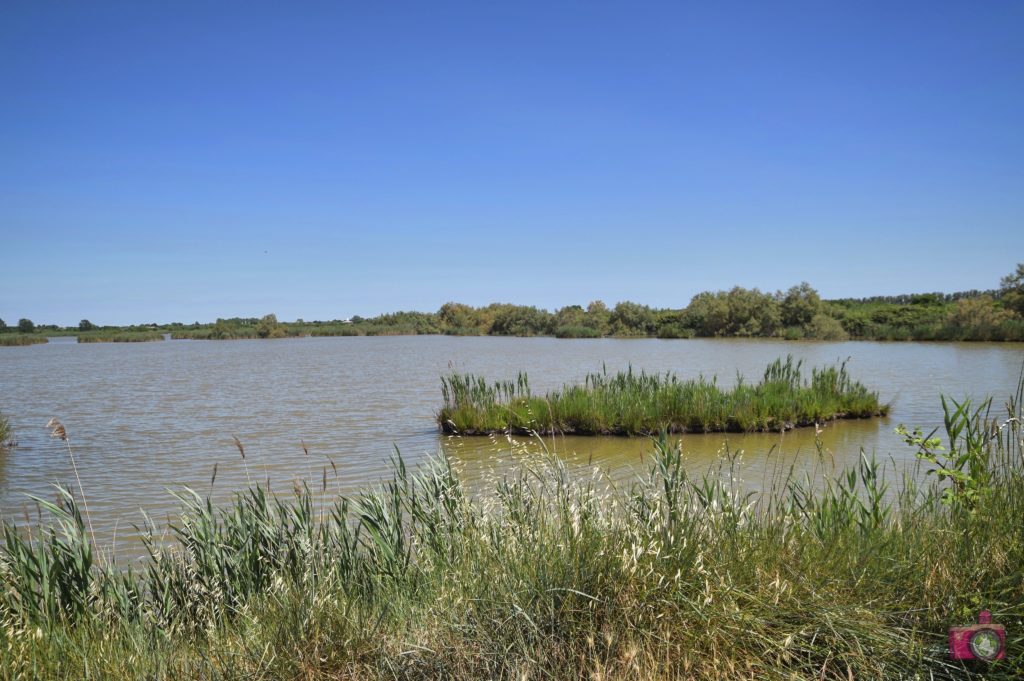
[46,417,67,441]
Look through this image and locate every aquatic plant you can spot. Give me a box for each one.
[0,380,1021,678]
[77,331,165,343]
[0,411,11,447]
[0,334,48,346]
[439,356,890,436]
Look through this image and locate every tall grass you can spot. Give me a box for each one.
[0,334,48,346]
[77,331,165,343]
[0,411,10,447]
[439,356,889,436]
[1,379,1021,679]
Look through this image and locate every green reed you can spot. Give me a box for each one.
[1,376,1022,679]
[439,356,889,436]
[0,412,10,446]
[0,334,48,347]
[76,331,165,343]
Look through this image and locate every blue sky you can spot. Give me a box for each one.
[2,1,1022,326]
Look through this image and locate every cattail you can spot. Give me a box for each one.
[321,467,327,493]
[210,463,218,486]
[301,440,309,456]
[232,436,245,460]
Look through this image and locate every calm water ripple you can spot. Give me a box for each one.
[1,336,1022,553]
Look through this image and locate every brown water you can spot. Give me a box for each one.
[1,336,1022,552]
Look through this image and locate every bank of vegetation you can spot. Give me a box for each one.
[6,263,1024,344]
[1,379,1022,679]
[77,331,165,343]
[0,334,47,346]
[439,357,888,436]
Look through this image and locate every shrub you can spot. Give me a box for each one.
[806,313,849,340]
[554,325,602,339]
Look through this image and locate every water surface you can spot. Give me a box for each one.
[1,336,1022,551]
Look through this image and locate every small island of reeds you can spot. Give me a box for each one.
[439,356,889,436]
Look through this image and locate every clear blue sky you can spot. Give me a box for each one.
[2,1,1022,326]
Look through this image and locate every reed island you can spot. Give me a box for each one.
[438,357,889,436]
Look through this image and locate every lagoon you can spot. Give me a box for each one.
[1,335,1022,549]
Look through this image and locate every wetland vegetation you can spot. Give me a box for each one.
[0,380,1021,679]
[0,411,10,447]
[439,357,889,436]
[0,334,47,346]
[76,331,166,343]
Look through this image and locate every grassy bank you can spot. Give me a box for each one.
[439,357,889,436]
[0,334,48,346]
[77,331,165,343]
[1,382,1022,679]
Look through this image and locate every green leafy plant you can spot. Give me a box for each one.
[897,395,996,508]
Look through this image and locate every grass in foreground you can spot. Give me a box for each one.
[1,381,1022,679]
[439,356,889,436]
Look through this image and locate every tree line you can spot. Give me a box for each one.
[4,264,1023,343]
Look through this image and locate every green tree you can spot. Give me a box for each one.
[726,287,781,336]
[209,318,234,340]
[684,288,780,336]
[780,282,822,328]
[654,309,692,338]
[78,319,95,332]
[0,318,6,332]
[1000,263,1024,316]
[807,313,849,340]
[553,305,586,329]
[609,301,655,336]
[17,318,34,334]
[490,306,552,336]
[437,302,478,334]
[684,291,730,336]
[473,303,506,334]
[946,296,1013,340]
[256,313,284,338]
[584,301,611,333]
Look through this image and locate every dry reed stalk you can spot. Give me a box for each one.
[46,417,99,558]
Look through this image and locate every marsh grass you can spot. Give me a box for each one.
[76,331,165,343]
[0,412,11,447]
[439,356,889,436]
[1,378,1022,679]
[171,327,258,340]
[0,334,48,347]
